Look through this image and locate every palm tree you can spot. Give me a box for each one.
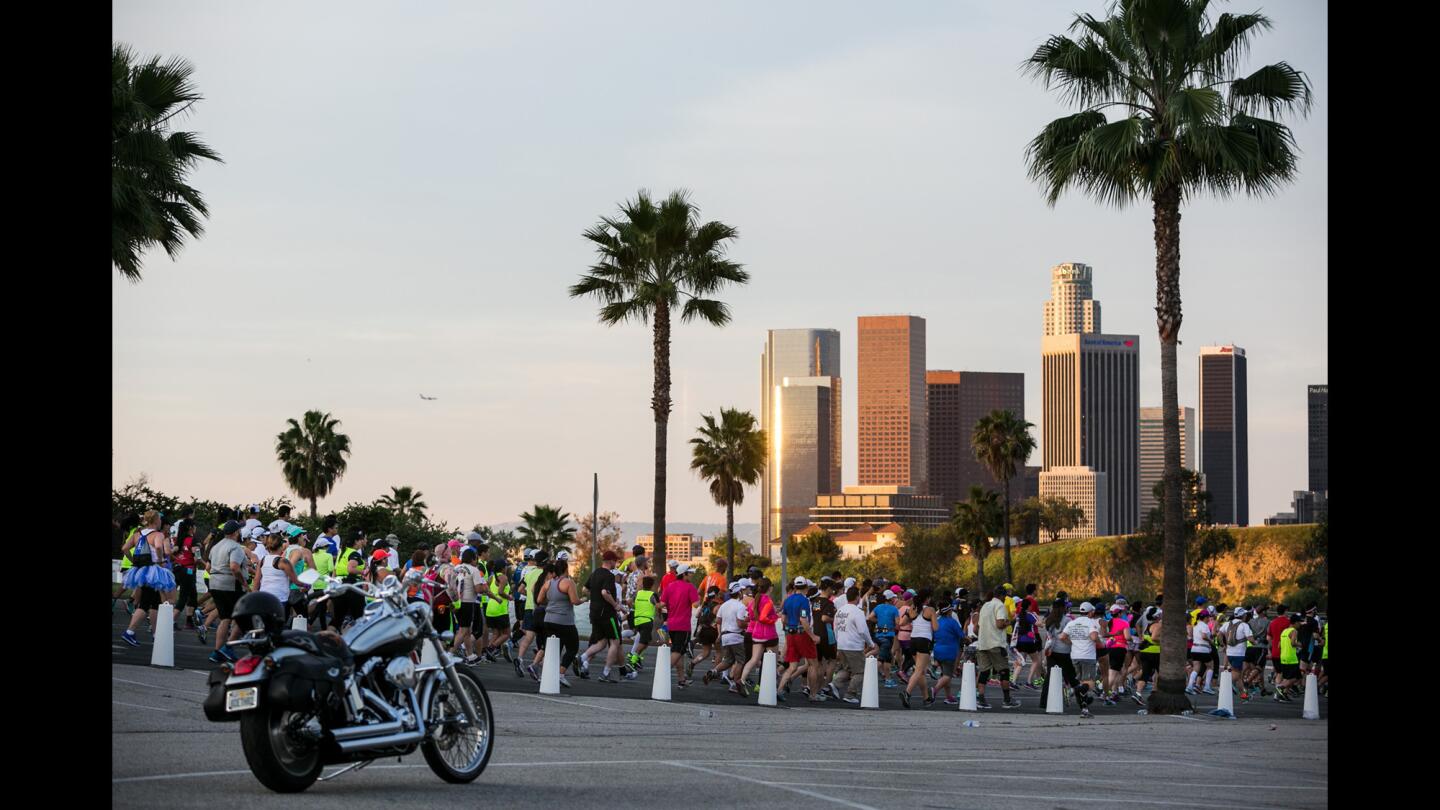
[1024,0,1310,713]
[689,408,767,576]
[112,43,222,282]
[274,411,352,521]
[378,486,428,522]
[570,190,748,571]
[516,505,576,559]
[972,410,1037,586]
[953,486,1002,595]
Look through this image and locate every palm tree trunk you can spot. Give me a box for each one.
[1148,183,1193,715]
[1002,477,1013,585]
[977,555,987,597]
[651,302,672,572]
[309,496,317,523]
[726,499,735,578]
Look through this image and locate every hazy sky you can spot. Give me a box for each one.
[113,1,1328,529]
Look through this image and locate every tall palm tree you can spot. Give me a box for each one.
[972,410,1037,586]
[1024,0,1310,713]
[570,190,748,571]
[378,486,428,522]
[953,486,1002,595]
[516,505,576,559]
[689,408,767,577]
[274,410,352,521]
[112,43,222,282]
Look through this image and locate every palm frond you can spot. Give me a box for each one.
[1228,62,1312,118]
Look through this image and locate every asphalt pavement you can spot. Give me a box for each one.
[113,659,1328,809]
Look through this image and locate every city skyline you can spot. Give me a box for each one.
[111,1,1328,529]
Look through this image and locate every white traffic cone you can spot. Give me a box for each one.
[860,656,880,708]
[539,635,562,695]
[758,651,778,706]
[1046,666,1064,714]
[651,645,673,701]
[958,661,978,711]
[1218,669,1236,715]
[1301,673,1320,720]
[151,603,175,668]
[290,615,308,632]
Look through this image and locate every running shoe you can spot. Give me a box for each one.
[677,679,691,689]
[703,669,716,686]
[899,690,911,708]
[808,695,827,703]
[196,625,207,644]
[624,670,639,681]
[923,695,935,708]
[576,664,591,680]
[1002,698,1022,709]
[558,674,571,688]
[1103,697,1117,706]
[728,683,743,697]
[799,684,809,697]
[220,645,239,662]
[121,630,140,647]
[513,657,525,678]
[464,654,482,665]
[1201,688,1217,695]
[883,678,898,688]
[976,699,992,709]
[826,683,843,701]
[526,663,540,682]
[1184,686,1198,695]
[737,679,751,698]
[843,696,860,705]
[207,650,226,664]
[597,673,617,684]
[776,691,787,703]
[1131,693,1146,706]
[1080,707,1093,718]
[942,696,959,706]
[503,641,515,662]
[578,655,591,675]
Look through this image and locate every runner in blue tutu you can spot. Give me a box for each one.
[120,509,176,647]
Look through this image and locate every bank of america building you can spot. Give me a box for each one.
[1041,333,1141,535]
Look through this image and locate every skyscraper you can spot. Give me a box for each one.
[1043,262,1102,336]
[926,370,1025,509]
[760,329,842,555]
[1308,384,1328,494]
[1041,333,1141,535]
[1199,346,1249,526]
[1039,466,1108,539]
[767,378,834,558]
[1139,406,1195,519]
[858,316,927,492]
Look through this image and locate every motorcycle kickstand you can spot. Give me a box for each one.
[317,759,373,782]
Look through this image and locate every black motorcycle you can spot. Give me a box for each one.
[203,571,493,792]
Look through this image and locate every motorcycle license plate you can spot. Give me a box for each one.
[225,687,259,712]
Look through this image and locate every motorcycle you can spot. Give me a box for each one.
[203,570,494,792]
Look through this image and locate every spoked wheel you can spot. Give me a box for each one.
[239,707,323,793]
[421,668,494,783]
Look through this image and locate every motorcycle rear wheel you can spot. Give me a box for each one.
[239,707,323,793]
[421,668,494,783]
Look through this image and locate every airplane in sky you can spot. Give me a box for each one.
[419,394,438,401]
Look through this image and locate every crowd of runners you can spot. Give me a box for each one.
[114,508,1328,713]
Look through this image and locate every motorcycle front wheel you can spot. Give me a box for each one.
[421,667,494,783]
[239,706,323,793]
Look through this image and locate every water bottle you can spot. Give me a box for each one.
[962,720,980,728]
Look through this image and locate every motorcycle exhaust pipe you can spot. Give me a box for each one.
[336,728,426,753]
[330,720,404,741]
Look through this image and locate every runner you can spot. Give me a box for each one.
[536,551,583,688]
[975,587,1020,709]
[250,529,308,618]
[1133,607,1161,705]
[869,590,900,687]
[930,601,966,706]
[692,586,723,678]
[660,563,701,689]
[1186,605,1216,695]
[578,550,625,682]
[618,543,644,574]
[811,578,839,689]
[1222,607,1254,700]
[626,573,658,680]
[1245,604,1273,695]
[699,558,728,598]
[739,577,779,689]
[1014,597,1045,689]
[710,581,751,695]
[449,547,486,663]
[481,559,512,662]
[777,577,823,703]
[119,510,176,647]
[331,531,367,631]
[1274,612,1303,702]
[900,589,937,708]
[309,534,335,629]
[515,549,549,678]
[1102,603,1131,702]
[1060,602,1102,718]
[1040,597,1078,710]
[824,586,876,705]
[169,518,205,641]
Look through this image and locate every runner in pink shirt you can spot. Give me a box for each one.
[660,563,700,688]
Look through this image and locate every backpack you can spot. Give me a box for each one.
[423,566,451,613]
[446,564,469,603]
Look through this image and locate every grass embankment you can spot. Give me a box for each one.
[951,524,1318,604]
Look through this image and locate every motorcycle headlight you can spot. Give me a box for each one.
[385,657,418,690]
